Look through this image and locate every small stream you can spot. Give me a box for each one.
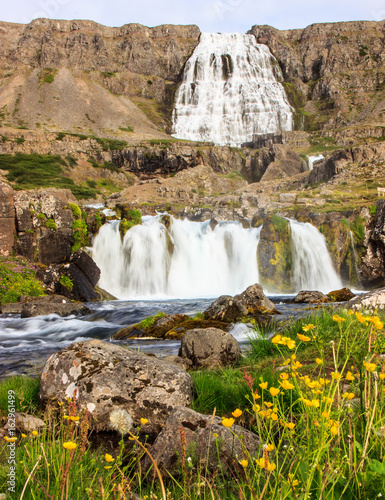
[0,296,321,379]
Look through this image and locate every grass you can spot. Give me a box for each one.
[0,153,98,200]
[2,309,385,498]
[0,376,41,414]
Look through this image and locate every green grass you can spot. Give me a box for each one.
[0,376,41,414]
[138,312,167,330]
[0,153,98,199]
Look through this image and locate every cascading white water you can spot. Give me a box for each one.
[307,154,324,170]
[92,216,261,299]
[290,220,342,293]
[172,33,293,147]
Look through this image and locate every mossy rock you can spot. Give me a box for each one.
[257,215,292,292]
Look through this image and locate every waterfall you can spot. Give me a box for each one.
[290,220,342,293]
[92,216,261,299]
[172,33,293,147]
[307,154,324,170]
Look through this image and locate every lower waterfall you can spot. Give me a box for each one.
[290,220,342,293]
[91,216,342,299]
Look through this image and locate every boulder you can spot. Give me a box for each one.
[178,327,242,368]
[235,283,276,312]
[293,290,326,304]
[347,288,385,311]
[327,288,356,302]
[143,406,261,474]
[204,296,248,322]
[39,340,194,434]
[1,295,90,317]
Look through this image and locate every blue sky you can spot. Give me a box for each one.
[2,0,385,32]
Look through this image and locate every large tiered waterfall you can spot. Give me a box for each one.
[91,216,342,299]
[171,33,293,147]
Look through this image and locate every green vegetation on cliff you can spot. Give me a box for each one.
[0,256,45,305]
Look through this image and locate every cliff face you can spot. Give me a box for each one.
[0,19,200,136]
[250,21,385,138]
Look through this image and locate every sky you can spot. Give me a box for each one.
[1,0,385,33]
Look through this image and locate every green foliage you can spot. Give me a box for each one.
[101,71,116,77]
[370,205,377,215]
[0,376,41,414]
[69,203,82,219]
[88,157,120,172]
[118,126,134,132]
[0,256,45,305]
[45,218,57,230]
[59,275,73,291]
[72,219,88,252]
[94,211,103,231]
[14,136,25,144]
[271,214,289,236]
[350,216,366,244]
[65,154,77,167]
[138,312,167,330]
[95,137,127,151]
[37,213,46,220]
[119,209,142,238]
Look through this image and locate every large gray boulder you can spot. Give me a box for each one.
[39,340,193,434]
[178,327,242,368]
[143,406,261,474]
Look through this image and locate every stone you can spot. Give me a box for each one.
[204,296,248,322]
[294,290,326,304]
[235,283,276,312]
[0,183,15,256]
[347,288,385,311]
[327,288,356,302]
[39,339,194,434]
[178,327,242,368]
[143,406,261,474]
[279,192,297,203]
[0,295,90,317]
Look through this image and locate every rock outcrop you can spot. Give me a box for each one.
[0,182,15,256]
[39,340,194,434]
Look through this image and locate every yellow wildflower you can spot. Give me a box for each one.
[104,466,113,469]
[105,454,114,462]
[297,333,311,342]
[4,436,17,442]
[264,402,273,408]
[32,431,38,436]
[330,425,338,436]
[333,314,345,323]
[286,339,296,350]
[364,361,377,372]
[302,324,315,332]
[347,309,354,315]
[269,387,280,397]
[271,413,278,421]
[63,441,77,450]
[239,459,248,467]
[69,416,79,422]
[280,380,295,390]
[342,392,355,400]
[280,372,289,380]
[222,418,235,428]
[256,457,276,472]
[21,433,26,438]
[321,411,329,418]
[266,444,275,451]
[331,371,342,380]
[271,335,282,344]
[286,422,296,430]
[345,371,355,381]
[292,361,303,370]
[259,382,268,390]
[356,312,366,323]
[316,358,323,365]
[140,418,149,425]
[232,409,242,418]
[380,373,385,380]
